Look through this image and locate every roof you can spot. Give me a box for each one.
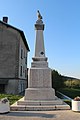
[0,20,30,51]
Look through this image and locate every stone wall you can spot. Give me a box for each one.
[0,23,18,78]
[5,79,27,94]
[0,23,28,94]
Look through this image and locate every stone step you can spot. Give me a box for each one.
[10,104,70,111]
[17,99,63,106]
[10,97,70,111]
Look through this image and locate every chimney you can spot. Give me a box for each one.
[3,17,8,23]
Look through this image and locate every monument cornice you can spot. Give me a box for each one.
[32,57,47,61]
[35,23,44,30]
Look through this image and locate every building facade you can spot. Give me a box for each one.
[0,17,30,94]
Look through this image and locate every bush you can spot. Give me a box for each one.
[64,99,71,107]
[0,94,22,105]
[64,80,80,88]
[59,88,80,99]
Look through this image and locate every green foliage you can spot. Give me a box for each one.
[52,69,80,90]
[64,99,71,107]
[0,94,22,105]
[52,69,64,90]
[64,79,80,88]
[59,88,80,99]
[64,79,72,88]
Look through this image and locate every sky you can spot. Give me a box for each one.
[0,0,80,79]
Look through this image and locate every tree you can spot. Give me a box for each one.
[52,69,63,90]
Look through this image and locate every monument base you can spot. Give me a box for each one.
[10,66,70,111]
[25,88,55,100]
[10,97,70,111]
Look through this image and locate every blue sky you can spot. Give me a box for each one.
[0,0,80,78]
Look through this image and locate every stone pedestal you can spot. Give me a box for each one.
[25,67,55,101]
[25,88,55,100]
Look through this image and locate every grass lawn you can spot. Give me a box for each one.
[59,88,80,99]
[0,94,23,105]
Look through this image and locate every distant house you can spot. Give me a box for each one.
[0,17,30,94]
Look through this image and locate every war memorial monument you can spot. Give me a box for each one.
[11,11,70,110]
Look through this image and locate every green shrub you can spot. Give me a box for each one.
[64,99,71,107]
[59,88,80,99]
[0,94,22,105]
[52,70,64,90]
[64,80,80,89]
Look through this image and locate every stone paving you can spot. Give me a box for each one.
[0,110,80,120]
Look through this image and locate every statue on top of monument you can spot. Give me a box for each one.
[37,10,42,20]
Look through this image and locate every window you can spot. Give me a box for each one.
[25,53,27,65]
[25,70,27,78]
[24,50,25,58]
[23,66,25,73]
[21,49,23,59]
[20,66,22,76]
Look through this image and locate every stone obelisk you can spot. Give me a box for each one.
[11,11,70,110]
[24,11,55,101]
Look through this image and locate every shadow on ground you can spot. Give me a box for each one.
[1,111,56,118]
